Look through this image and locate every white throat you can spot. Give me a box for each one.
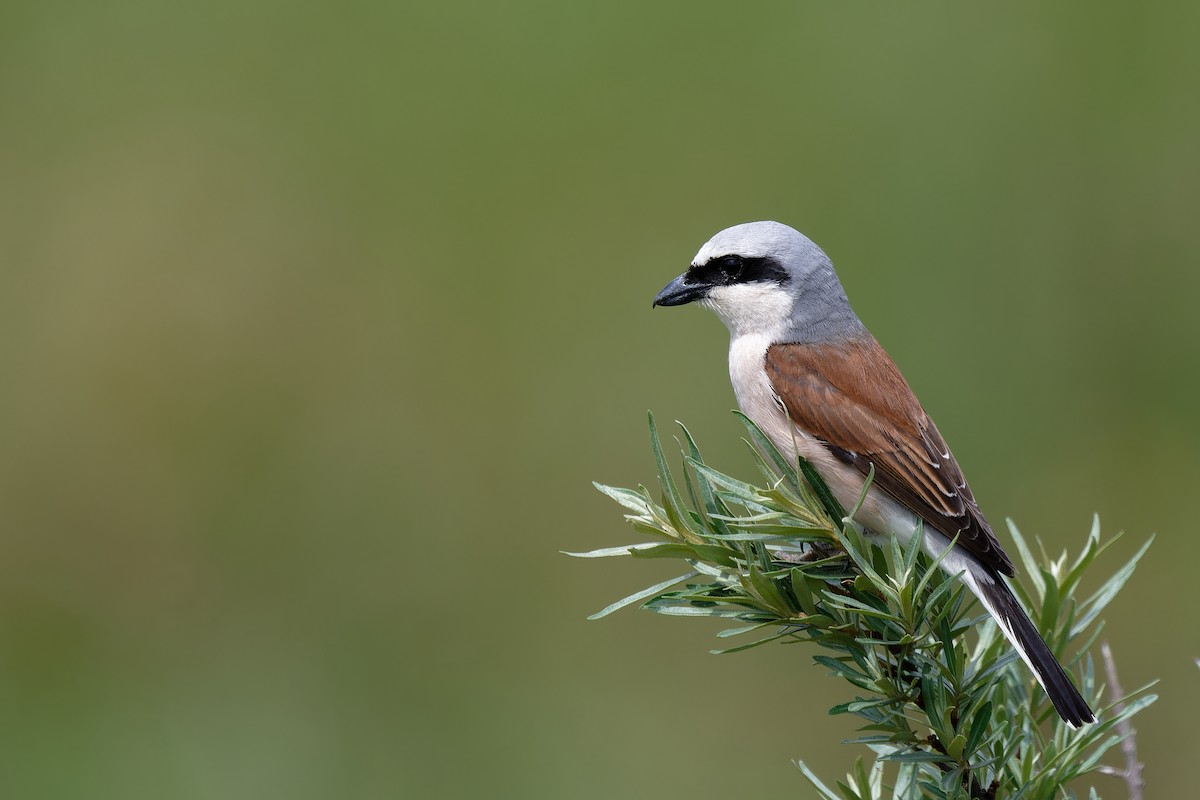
[700,283,794,340]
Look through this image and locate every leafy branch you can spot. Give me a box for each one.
[574,413,1155,799]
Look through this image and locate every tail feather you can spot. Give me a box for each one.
[966,570,1096,728]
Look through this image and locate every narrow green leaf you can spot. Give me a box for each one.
[814,654,871,682]
[790,569,816,615]
[944,733,967,762]
[1072,535,1154,635]
[888,530,905,582]
[837,526,887,588]
[678,452,705,523]
[922,583,968,631]
[964,700,992,754]
[733,410,804,493]
[688,460,760,497]
[920,671,945,734]
[1072,734,1124,774]
[628,519,678,541]
[907,530,956,611]
[797,457,847,522]
[562,543,661,558]
[880,750,953,764]
[824,596,899,622]
[966,650,1020,690]
[852,756,871,798]
[648,412,703,541]
[742,442,791,492]
[678,423,734,533]
[716,622,772,638]
[1005,519,1045,601]
[902,524,923,574]
[688,560,739,581]
[845,463,876,526]
[628,542,736,567]
[1103,691,1157,722]
[745,565,791,613]
[796,761,843,800]
[890,760,919,800]
[704,530,803,542]
[592,482,653,514]
[1059,515,1105,594]
[643,602,768,619]
[658,490,697,540]
[710,629,793,654]
[842,735,895,745]
[587,571,700,619]
[1038,566,1061,632]
[845,696,905,714]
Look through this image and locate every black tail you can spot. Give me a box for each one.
[976,574,1096,727]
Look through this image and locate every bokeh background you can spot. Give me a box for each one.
[1,2,1196,797]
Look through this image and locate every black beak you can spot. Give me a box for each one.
[652,273,710,308]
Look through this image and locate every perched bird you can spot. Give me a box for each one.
[652,221,1095,727]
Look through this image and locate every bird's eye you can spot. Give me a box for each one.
[719,255,744,281]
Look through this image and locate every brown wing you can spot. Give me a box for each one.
[765,337,1016,576]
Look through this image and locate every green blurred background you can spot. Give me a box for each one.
[1,2,1196,797]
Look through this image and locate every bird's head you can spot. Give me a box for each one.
[653,221,859,342]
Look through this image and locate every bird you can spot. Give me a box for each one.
[651,220,1095,727]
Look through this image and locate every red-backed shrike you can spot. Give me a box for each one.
[653,221,1094,727]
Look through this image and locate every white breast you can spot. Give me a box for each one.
[727,332,834,473]
[728,333,794,446]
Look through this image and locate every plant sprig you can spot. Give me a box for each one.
[574,412,1155,800]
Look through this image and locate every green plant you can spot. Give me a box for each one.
[573,413,1154,800]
